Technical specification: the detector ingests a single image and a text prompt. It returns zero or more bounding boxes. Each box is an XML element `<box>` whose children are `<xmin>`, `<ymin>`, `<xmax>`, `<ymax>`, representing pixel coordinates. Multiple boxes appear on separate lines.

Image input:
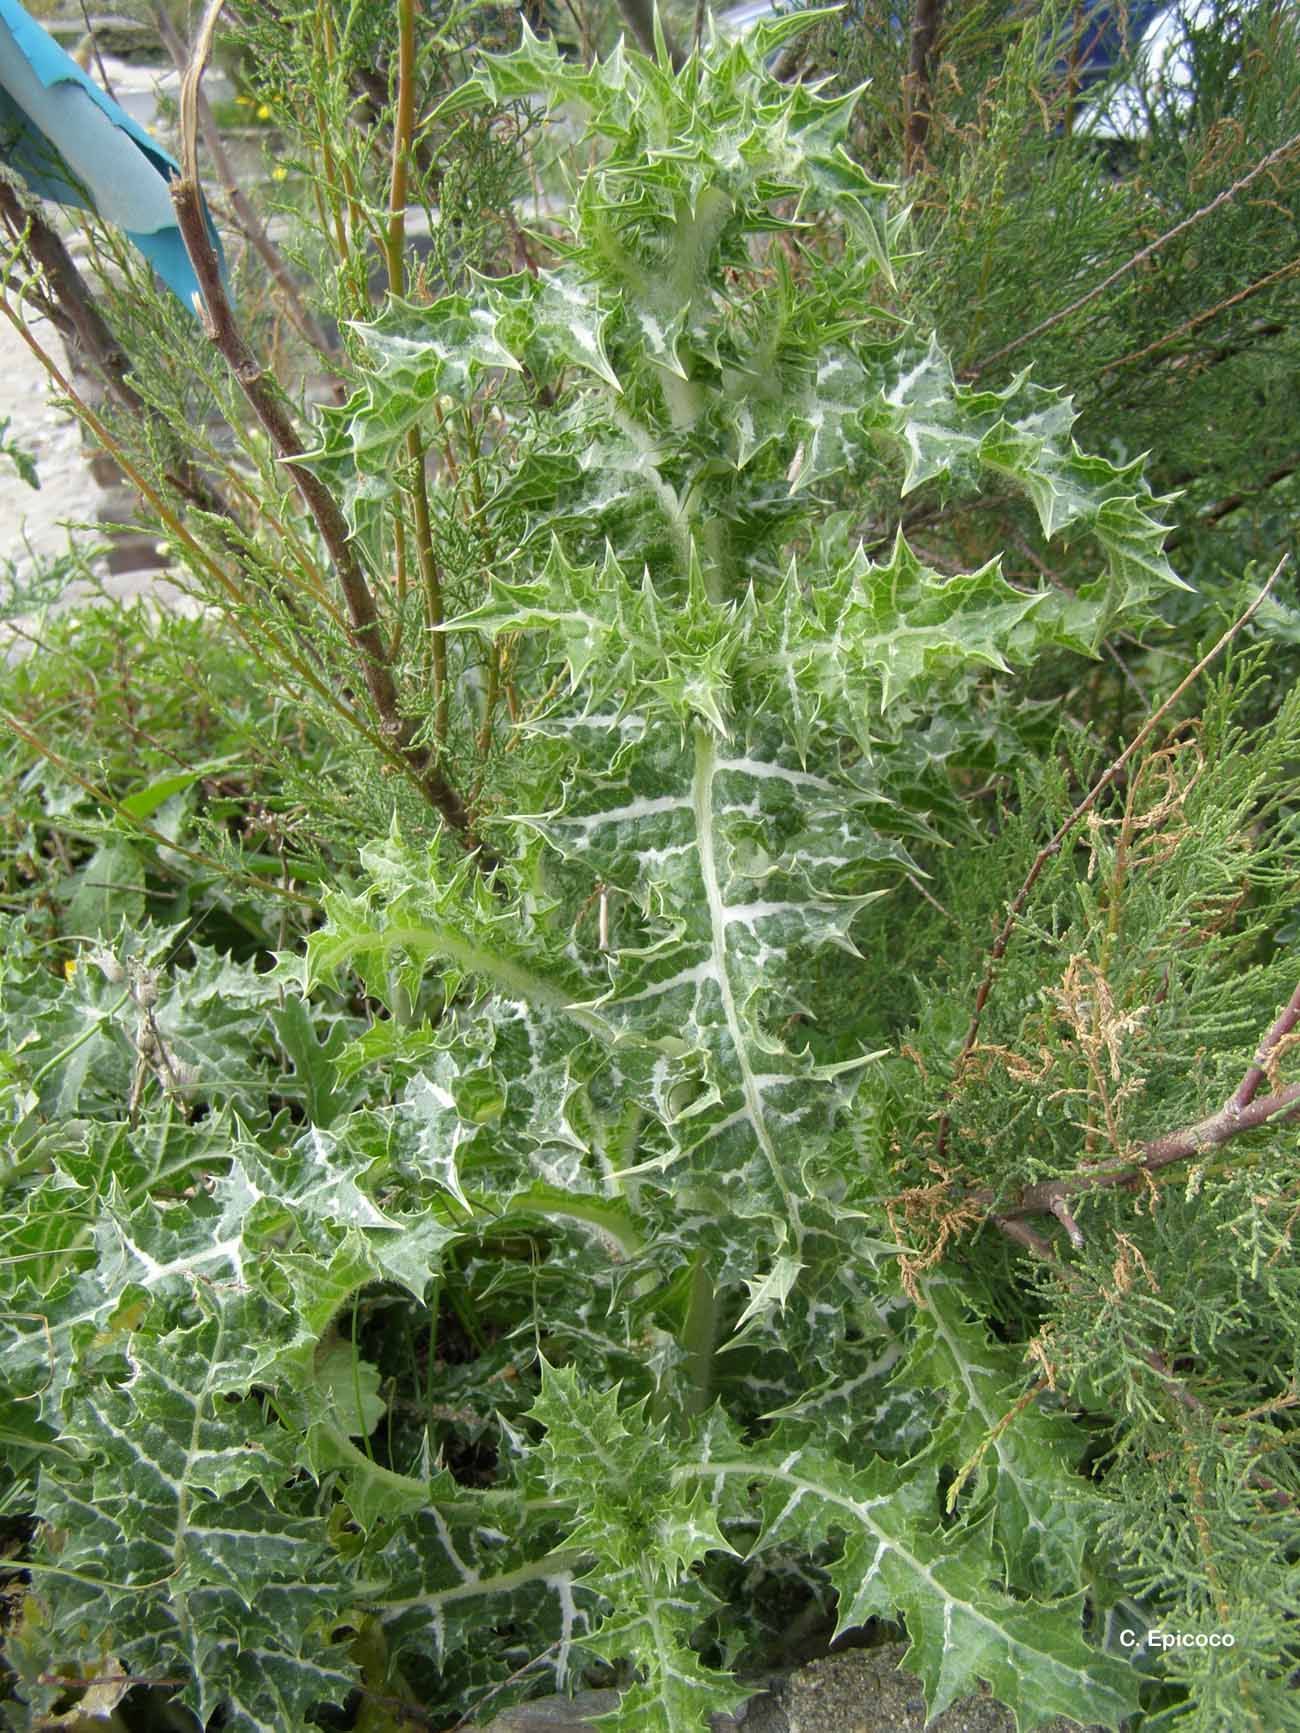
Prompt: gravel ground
<box><xmin>482</xmin><ymin>1648</ymin><xmax>1112</xmax><ymax>1733</ymax></box>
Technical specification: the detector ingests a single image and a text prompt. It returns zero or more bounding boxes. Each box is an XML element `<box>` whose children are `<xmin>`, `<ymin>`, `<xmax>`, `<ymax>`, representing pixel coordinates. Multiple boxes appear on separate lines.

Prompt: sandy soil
<box><xmin>0</xmin><ymin>308</ymin><xmax>193</xmax><ymax>645</ymax></box>
<box><xmin>0</xmin><ymin>310</ymin><xmax>107</xmax><ymax>586</ymax></box>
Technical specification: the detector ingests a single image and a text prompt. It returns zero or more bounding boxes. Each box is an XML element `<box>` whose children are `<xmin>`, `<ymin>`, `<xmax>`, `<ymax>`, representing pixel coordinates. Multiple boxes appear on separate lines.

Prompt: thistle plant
<box><xmin>301</xmin><ymin>15</ymin><xmax>1183</xmax><ymax>1723</ymax></box>
<box><xmin>3</xmin><ymin>16</ymin><xmax>1246</xmax><ymax>1733</ymax></box>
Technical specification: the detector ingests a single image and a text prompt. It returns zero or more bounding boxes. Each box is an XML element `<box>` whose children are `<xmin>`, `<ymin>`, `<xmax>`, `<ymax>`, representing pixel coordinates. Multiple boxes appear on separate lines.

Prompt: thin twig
<box><xmin>906</xmin><ymin>871</ymin><xmax>957</xmax><ymax>926</ymax></box>
<box><xmin>450</xmin><ymin>1636</ymin><xmax>574</xmax><ymax>1732</ymax></box>
<box><xmin>1007</xmin><ymin>527</ymin><xmax>1149</xmax><ymax>705</ymax></box>
<box><xmin>1232</xmin><ymin>980</ymin><xmax>1300</xmax><ymax>1110</ymax></box>
<box><xmin>0</xmin><ymin>313</ymin><xmax>401</xmax><ymax>771</ymax></box>
<box><xmin>0</xmin><ymin>252</ymin><xmax>343</xmax><ymax>672</ymax></box>
<box><xmin>76</xmin><ymin>0</ymin><xmax>115</xmax><ymax>97</ymax></box>
<box><xmin>0</xmin><ymin>293</ymin><xmax>235</xmax><ymax>598</ymax></box>
<box><xmin>1</xmin><ymin>712</ymin><xmax>318</xmax><ymax>907</ymax></box>
<box><xmin>1144</xmin><ymin>1348</ymin><xmax>1203</xmax><ymax>1415</ymax></box>
<box><xmin>150</xmin><ymin>2</ymin><xmax>336</xmax><ymax>361</ymax></box>
<box><xmin>965</xmin><ymin>132</ymin><xmax>1300</xmax><ymax>378</ymax></box>
<box><xmin>937</xmin><ymin>555</ymin><xmax>1288</xmax><ymax>1161</ymax></box>
<box><xmin>1102</xmin><ymin>257</ymin><xmax>1300</xmax><ymax>375</ymax></box>
<box><xmin>410</xmin><ymin>458</ymin><xmax>449</xmax><ymax>741</ymax></box>
<box><xmin>174</xmin><ymin>178</ymin><xmax>469</xmax><ymax>827</ymax></box>
<box><xmin>0</xmin><ymin>246</ymin><xmax>441</xmax><ymax>795</ymax></box>
<box><xmin>38</xmin><ymin>1671</ymin><xmax>185</xmax><ymax>1691</ymax></box>
<box><xmin>1167</xmin><ymin>452</ymin><xmax>1300</xmax><ymax>549</ymax></box>
<box><xmin>383</xmin><ymin>0</ymin><xmax>415</xmax><ymax>660</ymax></box>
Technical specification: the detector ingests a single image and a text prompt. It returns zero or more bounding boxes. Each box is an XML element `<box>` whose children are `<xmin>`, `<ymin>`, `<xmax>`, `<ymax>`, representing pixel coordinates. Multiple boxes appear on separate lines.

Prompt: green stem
<box><xmin>407</xmin><ymin>429</ymin><xmax>449</xmax><ymax>744</ymax></box>
<box><xmin>669</xmin><ymin>187</ymin><xmax>732</xmax><ymax>324</ymax></box>
<box><xmin>28</xmin><ymin>991</ymin><xmax>132</xmax><ymax>1091</ymax></box>
<box><xmin>309</xmin><ymin>922</ymin><xmax>624</xmax><ymax>1044</ymax></box>
<box><xmin>321</xmin><ymin>1423</ymin><xmax>428</xmax><ymax>1499</ymax></box>
<box><xmin>510</xmin><ymin>1191</ymin><xmax>643</xmax><ymax>1259</ymax></box>
<box><xmin>313</xmin><ymin>5</ymin><xmax>351</xmax><ymax>266</ymax></box>
<box><xmin>680</xmin><ymin>1255</ymin><xmax>720</xmax><ymax>1416</ymax></box>
<box><xmin>386</xmin><ymin>0</ymin><xmax>448</xmax><ymax>742</ymax></box>
<box><xmin>375</xmin><ymin>1549</ymin><xmax>590</xmax><ymax>1618</ymax></box>
<box><xmin>385</xmin><ymin>0</ymin><xmax>417</xmax><ymax>297</ymax></box>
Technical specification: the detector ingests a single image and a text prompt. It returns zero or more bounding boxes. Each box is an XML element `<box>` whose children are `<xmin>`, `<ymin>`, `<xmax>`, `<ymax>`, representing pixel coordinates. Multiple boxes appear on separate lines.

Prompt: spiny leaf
<box><xmin>686</xmin><ymin>1415</ymin><xmax>1138</xmax><ymax>1731</ymax></box>
<box><xmin>528</xmin><ymin>1366</ymin><xmax>749</xmax><ymax>1733</ymax></box>
<box><xmin>19</xmin><ymin>1295</ymin><xmax>357</xmax><ymax>1733</ymax></box>
<box><xmin>909</xmin><ymin>1278</ymin><xmax>1100</xmax><ymax>1596</ymax></box>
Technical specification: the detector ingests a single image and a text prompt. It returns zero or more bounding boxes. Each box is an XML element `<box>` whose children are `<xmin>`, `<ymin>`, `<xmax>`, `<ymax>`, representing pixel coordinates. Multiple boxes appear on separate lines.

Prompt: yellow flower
<box><xmin>63</xmin><ymin>957</ymin><xmax>78</xmax><ymax>980</ymax></box>
<box><xmin>235</xmin><ymin>94</ymin><xmax>252</xmax><ymax>106</ymax></box>
<box><xmin>272</xmin><ymin>166</ymin><xmax>288</xmax><ymax>181</ymax></box>
<box><xmin>257</xmin><ymin>103</ymin><xmax>272</xmax><ymax>121</ymax></box>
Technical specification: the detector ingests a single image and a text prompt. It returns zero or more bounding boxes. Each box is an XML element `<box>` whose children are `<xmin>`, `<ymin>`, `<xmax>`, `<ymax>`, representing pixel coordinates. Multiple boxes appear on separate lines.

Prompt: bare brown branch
<box><xmin>172</xmin><ymin>178</ymin><xmax>471</xmax><ymax>834</ymax></box>
<box><xmin>992</xmin><ymin>1078</ymin><xmax>1300</xmax><ymax>1226</ymax></box>
<box><xmin>1233</xmin><ymin>980</ymin><xmax>1300</xmax><ymax>1110</ymax></box>
<box><xmin>904</xmin><ymin>0</ymin><xmax>945</xmax><ymax>176</ymax></box>
<box><xmin>150</xmin><ymin>2</ymin><xmax>336</xmax><ymax>363</ymax></box>
<box><xmin>989</xmin><ymin>1214</ymin><xmax>1061</xmax><ymax>1261</ymax></box>
<box><xmin>967</xmin><ymin>992</ymin><xmax>1300</xmax><ymax>1240</ymax></box>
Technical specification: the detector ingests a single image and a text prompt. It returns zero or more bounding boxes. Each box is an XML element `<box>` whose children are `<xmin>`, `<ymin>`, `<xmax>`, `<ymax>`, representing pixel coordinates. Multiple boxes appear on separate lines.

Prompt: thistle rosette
<box><xmin>295</xmin><ymin>16</ymin><xmax>1185</xmax><ymax>1728</ymax></box>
